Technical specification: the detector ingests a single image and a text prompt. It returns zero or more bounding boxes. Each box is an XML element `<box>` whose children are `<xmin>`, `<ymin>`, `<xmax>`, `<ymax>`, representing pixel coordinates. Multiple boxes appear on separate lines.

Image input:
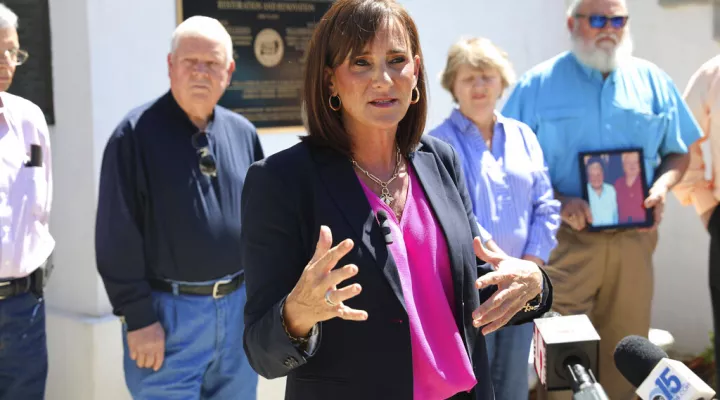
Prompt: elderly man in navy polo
<box><xmin>95</xmin><ymin>16</ymin><xmax>263</xmax><ymax>399</ymax></box>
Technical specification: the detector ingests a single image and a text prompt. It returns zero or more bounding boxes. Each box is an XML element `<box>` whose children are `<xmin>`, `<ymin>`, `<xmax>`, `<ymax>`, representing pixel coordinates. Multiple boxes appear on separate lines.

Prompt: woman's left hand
<box><xmin>471</xmin><ymin>238</ymin><xmax>543</xmax><ymax>335</ymax></box>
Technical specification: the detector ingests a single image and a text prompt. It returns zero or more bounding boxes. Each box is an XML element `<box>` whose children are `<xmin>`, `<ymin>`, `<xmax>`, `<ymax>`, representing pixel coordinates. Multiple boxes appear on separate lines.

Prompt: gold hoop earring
<box><xmin>329</xmin><ymin>94</ymin><xmax>342</xmax><ymax>111</ymax></box>
<box><xmin>410</xmin><ymin>87</ymin><xmax>420</xmax><ymax>104</ymax></box>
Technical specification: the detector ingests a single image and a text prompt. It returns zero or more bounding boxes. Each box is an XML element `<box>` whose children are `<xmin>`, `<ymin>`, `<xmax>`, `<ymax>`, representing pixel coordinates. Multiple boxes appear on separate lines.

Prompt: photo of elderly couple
<box><xmin>581</xmin><ymin>149</ymin><xmax>653</xmax><ymax>229</ymax></box>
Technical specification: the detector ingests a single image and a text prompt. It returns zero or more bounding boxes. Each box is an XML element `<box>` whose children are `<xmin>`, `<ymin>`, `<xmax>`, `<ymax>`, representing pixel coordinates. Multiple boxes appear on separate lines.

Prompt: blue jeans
<box><xmin>0</xmin><ymin>292</ymin><xmax>47</xmax><ymax>400</ymax></box>
<box><xmin>484</xmin><ymin>323</ymin><xmax>534</xmax><ymax>400</ymax></box>
<box><xmin>123</xmin><ymin>278</ymin><xmax>257</xmax><ymax>400</ymax></box>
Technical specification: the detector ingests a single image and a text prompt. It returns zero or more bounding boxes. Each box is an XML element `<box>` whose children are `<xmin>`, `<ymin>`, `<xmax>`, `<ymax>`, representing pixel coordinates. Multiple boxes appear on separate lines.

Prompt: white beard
<box><xmin>571</xmin><ymin>30</ymin><xmax>634</xmax><ymax>73</ymax></box>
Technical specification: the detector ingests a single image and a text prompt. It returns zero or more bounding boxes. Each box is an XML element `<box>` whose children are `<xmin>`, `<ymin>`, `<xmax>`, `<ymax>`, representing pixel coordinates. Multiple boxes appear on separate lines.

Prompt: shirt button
<box><xmin>284</xmin><ymin>357</ymin><xmax>298</xmax><ymax>368</ymax></box>
<box><xmin>605</xmin><ymin>124</ymin><xmax>611</xmax><ymax>130</ymax></box>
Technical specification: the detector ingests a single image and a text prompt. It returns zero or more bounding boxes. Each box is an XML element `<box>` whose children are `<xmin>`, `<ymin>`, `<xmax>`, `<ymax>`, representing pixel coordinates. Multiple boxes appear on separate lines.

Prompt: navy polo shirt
<box><xmin>95</xmin><ymin>91</ymin><xmax>264</xmax><ymax>330</ymax></box>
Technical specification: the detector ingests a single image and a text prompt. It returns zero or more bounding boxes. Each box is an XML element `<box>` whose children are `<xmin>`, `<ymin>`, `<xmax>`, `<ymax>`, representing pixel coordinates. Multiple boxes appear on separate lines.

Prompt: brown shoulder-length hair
<box><xmin>301</xmin><ymin>0</ymin><xmax>428</xmax><ymax>158</ymax></box>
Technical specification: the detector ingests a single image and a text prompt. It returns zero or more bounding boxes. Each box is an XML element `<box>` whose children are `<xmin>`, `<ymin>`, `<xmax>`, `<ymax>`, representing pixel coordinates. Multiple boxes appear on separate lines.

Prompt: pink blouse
<box><xmin>358</xmin><ymin>165</ymin><xmax>477</xmax><ymax>399</ymax></box>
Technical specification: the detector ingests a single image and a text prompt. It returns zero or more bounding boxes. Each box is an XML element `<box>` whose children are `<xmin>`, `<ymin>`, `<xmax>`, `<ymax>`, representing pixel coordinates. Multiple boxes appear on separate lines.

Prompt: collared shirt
<box><xmin>95</xmin><ymin>91</ymin><xmax>264</xmax><ymax>331</ymax></box>
<box><xmin>614</xmin><ymin>175</ymin><xmax>645</xmax><ymax>223</ymax></box>
<box><xmin>428</xmin><ymin>109</ymin><xmax>561</xmax><ymax>263</ymax></box>
<box><xmin>0</xmin><ymin>92</ymin><xmax>53</xmax><ymax>279</ymax></box>
<box><xmin>673</xmin><ymin>55</ymin><xmax>720</xmax><ymax>216</ymax></box>
<box><xmin>587</xmin><ymin>183</ymin><xmax>618</xmax><ymax>226</ymax></box>
<box><xmin>502</xmin><ymin>51</ymin><xmax>702</xmax><ymax>199</ymax></box>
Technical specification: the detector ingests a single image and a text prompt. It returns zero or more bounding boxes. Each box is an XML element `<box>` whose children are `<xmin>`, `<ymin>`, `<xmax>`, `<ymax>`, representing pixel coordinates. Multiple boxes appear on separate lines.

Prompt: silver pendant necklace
<box><xmin>352</xmin><ymin>147</ymin><xmax>402</xmax><ymax>207</ymax></box>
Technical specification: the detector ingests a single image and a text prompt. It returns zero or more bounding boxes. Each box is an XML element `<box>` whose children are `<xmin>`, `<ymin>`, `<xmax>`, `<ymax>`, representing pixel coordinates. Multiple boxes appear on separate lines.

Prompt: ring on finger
<box><xmin>324</xmin><ymin>290</ymin><xmax>337</xmax><ymax>307</ymax></box>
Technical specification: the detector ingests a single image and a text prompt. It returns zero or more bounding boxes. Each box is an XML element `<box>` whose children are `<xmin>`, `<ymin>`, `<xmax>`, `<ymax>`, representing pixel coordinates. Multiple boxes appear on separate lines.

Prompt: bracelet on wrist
<box><xmin>280</xmin><ymin>301</ymin><xmax>316</xmax><ymax>345</ymax></box>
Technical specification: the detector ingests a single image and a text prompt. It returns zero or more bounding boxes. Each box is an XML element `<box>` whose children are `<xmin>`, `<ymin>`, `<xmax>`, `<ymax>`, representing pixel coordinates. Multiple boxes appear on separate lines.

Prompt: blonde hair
<box><xmin>440</xmin><ymin>37</ymin><xmax>516</xmax><ymax>101</ymax></box>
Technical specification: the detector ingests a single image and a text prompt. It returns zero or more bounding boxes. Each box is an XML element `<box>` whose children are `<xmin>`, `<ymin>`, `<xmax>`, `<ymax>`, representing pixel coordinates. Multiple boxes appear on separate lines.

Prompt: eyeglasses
<box><xmin>0</xmin><ymin>48</ymin><xmax>29</xmax><ymax>66</ymax></box>
<box><xmin>574</xmin><ymin>14</ymin><xmax>629</xmax><ymax>29</ymax></box>
<box><xmin>191</xmin><ymin>131</ymin><xmax>217</xmax><ymax>178</ymax></box>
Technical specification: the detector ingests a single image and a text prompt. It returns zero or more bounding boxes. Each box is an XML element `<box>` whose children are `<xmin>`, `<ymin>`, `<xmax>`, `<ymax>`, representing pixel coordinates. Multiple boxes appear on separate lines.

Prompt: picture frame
<box><xmin>578</xmin><ymin>148</ymin><xmax>654</xmax><ymax>231</ymax></box>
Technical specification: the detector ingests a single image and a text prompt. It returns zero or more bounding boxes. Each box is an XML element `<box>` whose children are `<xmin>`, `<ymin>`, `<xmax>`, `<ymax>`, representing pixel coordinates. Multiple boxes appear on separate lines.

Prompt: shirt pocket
<box><xmin>535</xmin><ymin>107</ymin><xmax>586</xmax><ymax>160</ymax></box>
<box><xmin>614</xmin><ymin>108</ymin><xmax>667</xmax><ymax>158</ymax></box>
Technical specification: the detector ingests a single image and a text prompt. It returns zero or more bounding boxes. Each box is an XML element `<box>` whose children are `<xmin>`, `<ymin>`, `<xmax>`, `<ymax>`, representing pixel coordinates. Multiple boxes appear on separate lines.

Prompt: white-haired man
<box><xmin>0</xmin><ymin>3</ymin><xmax>53</xmax><ymax>399</ymax></box>
<box><xmin>503</xmin><ymin>0</ymin><xmax>701</xmax><ymax>398</ymax></box>
<box><xmin>95</xmin><ymin>16</ymin><xmax>263</xmax><ymax>399</ymax></box>
<box><xmin>673</xmin><ymin>54</ymin><xmax>720</xmax><ymax>389</ymax></box>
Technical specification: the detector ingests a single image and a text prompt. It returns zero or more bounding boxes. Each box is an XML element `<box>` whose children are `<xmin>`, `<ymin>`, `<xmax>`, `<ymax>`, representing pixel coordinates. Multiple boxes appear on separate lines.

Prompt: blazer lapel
<box><xmin>410</xmin><ymin>149</ymin><xmax>465</xmax><ymax>309</ymax></box>
<box><xmin>312</xmin><ymin>146</ymin><xmax>406</xmax><ymax>311</ymax></box>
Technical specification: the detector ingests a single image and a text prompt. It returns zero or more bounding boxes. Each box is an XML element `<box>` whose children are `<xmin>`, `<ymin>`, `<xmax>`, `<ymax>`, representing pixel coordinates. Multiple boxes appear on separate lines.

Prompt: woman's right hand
<box><xmin>282</xmin><ymin>225</ymin><xmax>368</xmax><ymax>338</ymax></box>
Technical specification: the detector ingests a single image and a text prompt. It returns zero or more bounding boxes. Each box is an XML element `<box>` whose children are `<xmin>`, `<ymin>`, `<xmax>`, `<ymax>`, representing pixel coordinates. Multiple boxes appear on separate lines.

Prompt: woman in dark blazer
<box><xmin>240</xmin><ymin>1</ymin><xmax>553</xmax><ymax>399</ymax></box>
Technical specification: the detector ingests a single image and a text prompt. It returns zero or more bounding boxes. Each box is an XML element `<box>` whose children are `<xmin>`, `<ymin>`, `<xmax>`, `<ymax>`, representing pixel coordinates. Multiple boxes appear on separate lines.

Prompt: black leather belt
<box><xmin>0</xmin><ymin>274</ymin><xmax>35</xmax><ymax>300</ymax></box>
<box><xmin>149</xmin><ymin>274</ymin><xmax>244</xmax><ymax>299</ymax></box>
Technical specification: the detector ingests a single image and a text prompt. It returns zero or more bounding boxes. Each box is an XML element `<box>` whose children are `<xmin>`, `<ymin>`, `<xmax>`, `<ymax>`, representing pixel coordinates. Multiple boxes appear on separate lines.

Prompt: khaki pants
<box><xmin>538</xmin><ymin>224</ymin><xmax>657</xmax><ymax>400</ymax></box>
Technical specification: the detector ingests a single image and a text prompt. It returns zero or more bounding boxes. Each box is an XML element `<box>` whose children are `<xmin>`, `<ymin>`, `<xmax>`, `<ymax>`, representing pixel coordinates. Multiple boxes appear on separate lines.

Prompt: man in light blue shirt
<box><xmin>502</xmin><ymin>0</ymin><xmax>701</xmax><ymax>399</ymax></box>
<box><xmin>586</xmin><ymin>159</ymin><xmax>619</xmax><ymax>226</ymax></box>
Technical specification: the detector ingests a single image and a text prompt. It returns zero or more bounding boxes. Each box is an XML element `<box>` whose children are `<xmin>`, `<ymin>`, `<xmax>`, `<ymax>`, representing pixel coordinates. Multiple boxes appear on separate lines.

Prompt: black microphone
<box><xmin>376</xmin><ymin>210</ymin><xmax>393</xmax><ymax>245</ymax></box>
<box><xmin>533</xmin><ymin>313</ymin><xmax>608</xmax><ymax>399</ymax></box>
<box><xmin>26</xmin><ymin>144</ymin><xmax>42</xmax><ymax>167</ymax></box>
<box><xmin>614</xmin><ymin>335</ymin><xmax>669</xmax><ymax>390</ymax></box>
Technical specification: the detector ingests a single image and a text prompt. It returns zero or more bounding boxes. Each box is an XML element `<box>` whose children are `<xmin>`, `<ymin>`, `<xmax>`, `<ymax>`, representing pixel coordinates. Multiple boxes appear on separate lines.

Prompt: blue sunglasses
<box><xmin>575</xmin><ymin>14</ymin><xmax>629</xmax><ymax>29</ymax></box>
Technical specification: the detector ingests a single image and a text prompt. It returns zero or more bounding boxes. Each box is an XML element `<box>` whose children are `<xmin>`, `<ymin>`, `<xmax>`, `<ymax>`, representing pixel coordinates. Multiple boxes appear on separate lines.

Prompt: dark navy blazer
<box><xmin>240</xmin><ymin>135</ymin><xmax>552</xmax><ymax>400</ymax></box>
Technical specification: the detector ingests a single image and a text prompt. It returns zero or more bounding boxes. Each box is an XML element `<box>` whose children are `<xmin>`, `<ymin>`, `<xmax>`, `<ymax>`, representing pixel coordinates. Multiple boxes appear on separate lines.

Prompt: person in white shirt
<box><xmin>0</xmin><ymin>4</ymin><xmax>53</xmax><ymax>399</ymax></box>
<box><xmin>673</xmin><ymin>54</ymin><xmax>720</xmax><ymax>390</ymax></box>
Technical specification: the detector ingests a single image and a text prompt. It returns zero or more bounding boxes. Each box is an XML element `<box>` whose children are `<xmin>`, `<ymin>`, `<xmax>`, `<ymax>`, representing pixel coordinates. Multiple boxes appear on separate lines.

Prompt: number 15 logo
<box><xmin>650</xmin><ymin>367</ymin><xmax>682</xmax><ymax>399</ymax></box>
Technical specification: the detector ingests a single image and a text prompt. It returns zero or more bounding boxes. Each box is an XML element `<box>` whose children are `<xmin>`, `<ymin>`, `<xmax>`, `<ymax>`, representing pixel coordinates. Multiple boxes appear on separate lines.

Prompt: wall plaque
<box><xmin>177</xmin><ymin>0</ymin><xmax>334</xmax><ymax>129</ymax></box>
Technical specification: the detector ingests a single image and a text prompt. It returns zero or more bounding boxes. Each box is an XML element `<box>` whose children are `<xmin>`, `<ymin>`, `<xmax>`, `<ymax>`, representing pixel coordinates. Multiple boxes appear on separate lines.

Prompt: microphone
<box><xmin>376</xmin><ymin>210</ymin><xmax>393</xmax><ymax>245</ymax></box>
<box><xmin>26</xmin><ymin>144</ymin><xmax>42</xmax><ymax>167</ymax></box>
<box><xmin>614</xmin><ymin>335</ymin><xmax>715</xmax><ymax>400</ymax></box>
<box><xmin>533</xmin><ymin>313</ymin><xmax>608</xmax><ymax>399</ymax></box>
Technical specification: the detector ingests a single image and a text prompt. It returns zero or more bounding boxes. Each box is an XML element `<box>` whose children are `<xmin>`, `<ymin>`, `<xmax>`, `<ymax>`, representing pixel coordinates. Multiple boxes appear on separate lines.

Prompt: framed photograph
<box><xmin>578</xmin><ymin>148</ymin><xmax>654</xmax><ymax>231</ymax></box>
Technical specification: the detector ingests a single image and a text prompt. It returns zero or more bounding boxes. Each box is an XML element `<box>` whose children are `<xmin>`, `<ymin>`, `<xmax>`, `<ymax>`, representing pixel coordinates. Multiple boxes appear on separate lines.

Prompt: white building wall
<box><xmin>40</xmin><ymin>0</ymin><xmax>717</xmax><ymax>398</ymax></box>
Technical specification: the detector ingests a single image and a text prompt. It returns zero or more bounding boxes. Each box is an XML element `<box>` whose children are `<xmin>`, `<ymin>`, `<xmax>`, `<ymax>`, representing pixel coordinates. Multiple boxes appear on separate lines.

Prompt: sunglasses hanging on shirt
<box><xmin>191</xmin><ymin>131</ymin><xmax>217</xmax><ymax>178</ymax></box>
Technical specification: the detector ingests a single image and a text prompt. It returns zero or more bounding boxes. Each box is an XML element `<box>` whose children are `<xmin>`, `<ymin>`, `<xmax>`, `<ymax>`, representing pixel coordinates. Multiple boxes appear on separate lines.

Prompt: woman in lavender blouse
<box><xmin>429</xmin><ymin>38</ymin><xmax>561</xmax><ymax>400</ymax></box>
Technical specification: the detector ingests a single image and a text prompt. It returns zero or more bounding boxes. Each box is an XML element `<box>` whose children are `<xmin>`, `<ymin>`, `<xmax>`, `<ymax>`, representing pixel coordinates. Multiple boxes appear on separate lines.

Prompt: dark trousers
<box><xmin>708</xmin><ymin>205</ymin><xmax>720</xmax><ymax>390</ymax></box>
<box><xmin>0</xmin><ymin>292</ymin><xmax>47</xmax><ymax>400</ymax></box>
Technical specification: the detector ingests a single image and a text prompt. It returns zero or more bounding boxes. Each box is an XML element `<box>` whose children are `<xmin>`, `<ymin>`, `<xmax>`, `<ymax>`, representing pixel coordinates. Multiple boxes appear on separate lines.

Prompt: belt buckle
<box><xmin>0</xmin><ymin>281</ymin><xmax>11</xmax><ymax>300</ymax></box>
<box><xmin>212</xmin><ymin>279</ymin><xmax>232</xmax><ymax>299</ymax></box>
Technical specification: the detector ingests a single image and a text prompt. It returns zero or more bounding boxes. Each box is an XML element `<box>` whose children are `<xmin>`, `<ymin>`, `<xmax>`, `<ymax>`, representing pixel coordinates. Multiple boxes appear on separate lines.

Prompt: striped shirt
<box><xmin>428</xmin><ymin>109</ymin><xmax>560</xmax><ymax>262</ymax></box>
